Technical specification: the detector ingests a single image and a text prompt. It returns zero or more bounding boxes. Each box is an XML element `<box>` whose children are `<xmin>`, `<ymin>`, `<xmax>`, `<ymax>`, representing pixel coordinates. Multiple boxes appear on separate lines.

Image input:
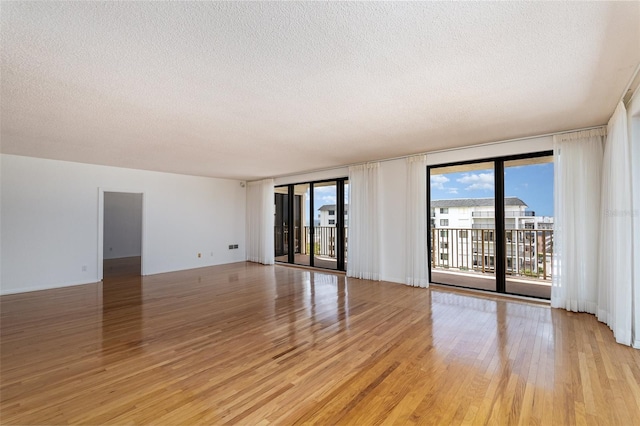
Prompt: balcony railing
<box><xmin>471</xmin><ymin>211</ymin><xmax>536</xmax><ymax>218</ymax></box>
<box><xmin>471</xmin><ymin>224</ymin><xmax>494</xmax><ymax>229</ymax></box>
<box><xmin>431</xmin><ymin>227</ymin><xmax>553</xmax><ymax>280</ymax></box>
<box><xmin>274</xmin><ymin>226</ymin><xmax>347</xmax><ymax>259</ymax></box>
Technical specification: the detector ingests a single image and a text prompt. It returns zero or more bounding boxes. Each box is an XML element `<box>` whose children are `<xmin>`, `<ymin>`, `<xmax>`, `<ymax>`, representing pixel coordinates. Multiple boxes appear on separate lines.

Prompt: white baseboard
<box><xmin>0</xmin><ymin>279</ymin><xmax>99</xmax><ymax>296</ymax></box>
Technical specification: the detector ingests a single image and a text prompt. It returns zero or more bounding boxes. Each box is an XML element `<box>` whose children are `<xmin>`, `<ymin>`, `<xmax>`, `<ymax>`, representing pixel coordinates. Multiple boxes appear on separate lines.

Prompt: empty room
<box><xmin>1</xmin><ymin>2</ymin><xmax>639</xmax><ymax>425</ymax></box>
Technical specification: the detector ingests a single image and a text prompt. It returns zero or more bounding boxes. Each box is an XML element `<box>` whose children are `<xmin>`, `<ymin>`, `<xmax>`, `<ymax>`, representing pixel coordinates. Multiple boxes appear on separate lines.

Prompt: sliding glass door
<box><xmin>344</xmin><ymin>180</ymin><xmax>349</xmax><ymax>271</ymax></box>
<box><xmin>294</xmin><ymin>183</ymin><xmax>311</xmax><ymax>267</ymax></box>
<box><xmin>275</xmin><ymin>178</ymin><xmax>348</xmax><ymax>271</ymax></box>
<box><xmin>314</xmin><ymin>181</ymin><xmax>340</xmax><ymax>270</ymax></box>
<box><xmin>429</xmin><ymin>161</ymin><xmax>497</xmax><ymax>292</ymax></box>
<box><xmin>274</xmin><ymin>187</ymin><xmax>289</xmax><ymax>260</ymax></box>
<box><xmin>428</xmin><ymin>151</ymin><xmax>553</xmax><ymax>299</ymax></box>
<box><xmin>503</xmin><ymin>155</ymin><xmax>554</xmax><ymax>298</ymax></box>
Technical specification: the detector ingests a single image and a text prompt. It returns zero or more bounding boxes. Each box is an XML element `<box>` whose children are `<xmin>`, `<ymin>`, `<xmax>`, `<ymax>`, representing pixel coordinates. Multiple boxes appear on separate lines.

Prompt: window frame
<box><xmin>427</xmin><ymin>150</ymin><xmax>553</xmax><ymax>299</ymax></box>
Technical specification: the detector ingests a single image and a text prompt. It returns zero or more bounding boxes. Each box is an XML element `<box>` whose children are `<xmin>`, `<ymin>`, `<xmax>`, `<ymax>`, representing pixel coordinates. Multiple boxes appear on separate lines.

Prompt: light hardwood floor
<box><xmin>1</xmin><ymin>261</ymin><xmax>639</xmax><ymax>425</ymax></box>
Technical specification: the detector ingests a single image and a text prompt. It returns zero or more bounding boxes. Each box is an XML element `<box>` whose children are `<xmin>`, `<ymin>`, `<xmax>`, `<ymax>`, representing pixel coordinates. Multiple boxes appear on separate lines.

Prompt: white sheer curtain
<box><xmin>246</xmin><ymin>179</ymin><xmax>274</xmax><ymax>265</ymax></box>
<box><xmin>551</xmin><ymin>129</ymin><xmax>605</xmax><ymax>313</ymax></box>
<box><xmin>597</xmin><ymin>102</ymin><xmax>633</xmax><ymax>345</ymax></box>
<box><xmin>629</xmin><ymin>98</ymin><xmax>640</xmax><ymax>348</ymax></box>
<box><xmin>405</xmin><ymin>155</ymin><xmax>428</xmax><ymax>287</ymax></box>
<box><xmin>347</xmin><ymin>162</ymin><xmax>380</xmax><ymax>280</ymax></box>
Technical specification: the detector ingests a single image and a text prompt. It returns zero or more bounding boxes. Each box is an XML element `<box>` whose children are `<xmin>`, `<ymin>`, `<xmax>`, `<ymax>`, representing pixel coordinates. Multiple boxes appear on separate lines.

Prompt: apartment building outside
<box><xmin>318</xmin><ymin>204</ymin><xmax>349</xmax><ymax>227</ymax></box>
<box><xmin>431</xmin><ymin>197</ymin><xmax>554</xmax><ymax>280</ymax></box>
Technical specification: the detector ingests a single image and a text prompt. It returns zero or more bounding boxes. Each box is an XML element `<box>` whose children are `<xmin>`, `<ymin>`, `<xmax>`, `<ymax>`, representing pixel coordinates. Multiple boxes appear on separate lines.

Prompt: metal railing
<box><xmin>275</xmin><ymin>226</ymin><xmax>348</xmax><ymax>259</ymax></box>
<box><xmin>471</xmin><ymin>224</ymin><xmax>494</xmax><ymax>229</ymax></box>
<box><xmin>431</xmin><ymin>228</ymin><xmax>553</xmax><ymax>280</ymax></box>
<box><xmin>471</xmin><ymin>211</ymin><xmax>536</xmax><ymax>218</ymax></box>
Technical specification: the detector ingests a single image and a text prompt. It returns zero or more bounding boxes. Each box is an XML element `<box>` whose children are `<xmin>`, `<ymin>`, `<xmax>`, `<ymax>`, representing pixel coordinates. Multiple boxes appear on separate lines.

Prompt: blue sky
<box><xmin>430</xmin><ymin>163</ymin><xmax>554</xmax><ymax>216</ymax></box>
<box><xmin>304</xmin><ymin>184</ymin><xmax>349</xmax><ymax>224</ymax></box>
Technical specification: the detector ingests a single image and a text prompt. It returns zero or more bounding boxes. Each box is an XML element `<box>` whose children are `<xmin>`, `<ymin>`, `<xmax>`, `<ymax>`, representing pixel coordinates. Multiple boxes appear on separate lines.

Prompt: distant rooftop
<box><xmin>431</xmin><ymin>197</ymin><xmax>527</xmax><ymax>208</ymax></box>
<box><xmin>318</xmin><ymin>204</ymin><xmax>349</xmax><ymax>212</ymax></box>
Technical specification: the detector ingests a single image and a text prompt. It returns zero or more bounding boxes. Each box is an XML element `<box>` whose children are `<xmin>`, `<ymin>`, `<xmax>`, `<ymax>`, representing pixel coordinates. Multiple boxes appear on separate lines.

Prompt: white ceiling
<box><xmin>2</xmin><ymin>2</ymin><xmax>639</xmax><ymax>180</ymax></box>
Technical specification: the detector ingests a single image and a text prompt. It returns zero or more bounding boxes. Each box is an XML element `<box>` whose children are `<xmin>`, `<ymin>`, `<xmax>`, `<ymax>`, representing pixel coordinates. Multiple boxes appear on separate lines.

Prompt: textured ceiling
<box><xmin>2</xmin><ymin>2</ymin><xmax>639</xmax><ymax>180</ymax></box>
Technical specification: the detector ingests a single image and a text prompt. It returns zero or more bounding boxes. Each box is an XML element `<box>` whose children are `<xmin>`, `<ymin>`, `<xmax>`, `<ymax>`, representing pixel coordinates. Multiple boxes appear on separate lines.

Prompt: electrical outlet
<box><xmin>198</xmin><ymin>253</ymin><xmax>201</xmax><ymax>258</ymax></box>
<box><xmin>233</xmin><ymin>244</ymin><xmax>239</xmax><ymax>249</ymax></box>
<box><xmin>228</xmin><ymin>245</ymin><xmax>234</xmax><ymax>250</ymax></box>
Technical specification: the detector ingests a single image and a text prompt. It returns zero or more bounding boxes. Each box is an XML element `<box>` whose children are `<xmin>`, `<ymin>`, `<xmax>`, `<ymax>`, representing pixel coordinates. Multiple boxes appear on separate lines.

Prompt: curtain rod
<box><xmin>269</xmin><ymin>124</ymin><xmax>606</xmax><ymax>180</ymax></box>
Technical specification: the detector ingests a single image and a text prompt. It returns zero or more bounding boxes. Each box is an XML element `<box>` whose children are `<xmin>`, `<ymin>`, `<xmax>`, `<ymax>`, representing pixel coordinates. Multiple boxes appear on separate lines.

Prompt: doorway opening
<box><xmin>101</xmin><ymin>191</ymin><xmax>143</xmax><ymax>280</ymax></box>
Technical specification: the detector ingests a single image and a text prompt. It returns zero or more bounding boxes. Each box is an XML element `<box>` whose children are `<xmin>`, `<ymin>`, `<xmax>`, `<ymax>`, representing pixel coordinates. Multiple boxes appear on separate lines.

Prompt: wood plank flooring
<box><xmin>1</xmin><ymin>261</ymin><xmax>639</xmax><ymax>425</ymax></box>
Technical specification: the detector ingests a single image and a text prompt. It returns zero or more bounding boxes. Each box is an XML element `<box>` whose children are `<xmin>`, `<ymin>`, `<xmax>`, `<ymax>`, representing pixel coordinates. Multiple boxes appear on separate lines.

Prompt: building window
<box><xmin>440</xmin><ymin>230</ymin><xmax>448</xmax><ymax>237</ymax></box>
<box><xmin>441</xmin><ymin>242</ymin><xmax>448</xmax><ymax>249</ymax></box>
<box><xmin>525</xmin><ymin>222</ymin><xmax>534</xmax><ymax>229</ymax></box>
<box><xmin>440</xmin><ymin>253</ymin><xmax>448</xmax><ymax>261</ymax></box>
<box><xmin>328</xmin><ymin>219</ymin><xmax>335</xmax><ymax>225</ymax></box>
<box><xmin>459</xmin><ymin>230</ymin><xmax>468</xmax><ymax>238</ymax></box>
<box><xmin>440</xmin><ymin>208</ymin><xmax>449</xmax><ymax>214</ymax></box>
<box><xmin>484</xmin><ymin>231</ymin><xmax>494</xmax><ymax>241</ymax></box>
<box><xmin>328</xmin><ymin>210</ymin><xmax>335</xmax><ymax>216</ymax></box>
<box><xmin>440</xmin><ymin>219</ymin><xmax>449</xmax><ymax>226</ymax></box>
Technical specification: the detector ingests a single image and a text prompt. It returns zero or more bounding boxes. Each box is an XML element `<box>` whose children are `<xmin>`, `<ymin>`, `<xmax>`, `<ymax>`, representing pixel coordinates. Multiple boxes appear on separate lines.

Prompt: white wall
<box><xmin>274</xmin><ymin>167</ymin><xmax>348</xmax><ymax>186</ymax></box>
<box><xmin>1</xmin><ymin>154</ymin><xmax>246</xmax><ymax>295</ymax></box>
<box><xmin>379</xmin><ymin>158</ymin><xmax>408</xmax><ymax>283</ymax></box>
<box><xmin>426</xmin><ymin>136</ymin><xmax>553</xmax><ymax>165</ymax></box>
<box><xmin>103</xmin><ymin>192</ymin><xmax>142</xmax><ymax>260</ymax></box>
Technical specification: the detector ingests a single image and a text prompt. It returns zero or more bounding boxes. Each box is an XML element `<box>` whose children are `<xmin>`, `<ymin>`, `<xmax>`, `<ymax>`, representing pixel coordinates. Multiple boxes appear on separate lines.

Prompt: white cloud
<box><xmin>448</xmin><ymin>188</ymin><xmax>459</xmax><ymax>194</ymax></box>
<box><xmin>314</xmin><ymin>186</ymin><xmax>336</xmax><ymax>194</ymax></box>
<box><xmin>430</xmin><ymin>175</ymin><xmax>450</xmax><ymax>190</ymax></box>
<box><xmin>313</xmin><ymin>186</ymin><xmax>337</xmax><ymax>206</ymax></box>
<box><xmin>457</xmin><ymin>172</ymin><xmax>494</xmax><ymax>191</ymax></box>
<box><xmin>466</xmin><ymin>183</ymin><xmax>493</xmax><ymax>190</ymax></box>
<box><xmin>318</xmin><ymin>195</ymin><xmax>336</xmax><ymax>206</ymax></box>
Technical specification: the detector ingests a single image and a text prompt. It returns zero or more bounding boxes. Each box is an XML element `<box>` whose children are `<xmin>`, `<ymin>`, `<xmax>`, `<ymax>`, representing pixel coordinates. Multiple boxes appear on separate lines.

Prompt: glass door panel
<box><xmin>429</xmin><ymin>162</ymin><xmax>496</xmax><ymax>291</ymax></box>
<box><xmin>313</xmin><ymin>181</ymin><xmax>338</xmax><ymax>270</ymax></box>
<box><xmin>293</xmin><ymin>183</ymin><xmax>311</xmax><ymax>267</ymax></box>
<box><xmin>504</xmin><ymin>156</ymin><xmax>554</xmax><ymax>299</ymax></box>
<box><xmin>344</xmin><ymin>180</ymin><xmax>349</xmax><ymax>270</ymax></box>
<box><xmin>274</xmin><ymin>186</ymin><xmax>289</xmax><ymax>262</ymax></box>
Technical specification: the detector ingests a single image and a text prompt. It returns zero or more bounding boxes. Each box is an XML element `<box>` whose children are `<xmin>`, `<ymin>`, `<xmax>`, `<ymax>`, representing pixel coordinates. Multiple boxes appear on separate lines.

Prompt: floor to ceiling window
<box><xmin>429</xmin><ymin>161</ymin><xmax>497</xmax><ymax>292</ymax></box>
<box><xmin>428</xmin><ymin>151</ymin><xmax>553</xmax><ymax>299</ymax></box>
<box><xmin>503</xmin><ymin>155</ymin><xmax>554</xmax><ymax>298</ymax></box>
<box><xmin>274</xmin><ymin>178</ymin><xmax>348</xmax><ymax>271</ymax></box>
<box><xmin>274</xmin><ymin>186</ymin><xmax>290</xmax><ymax>259</ymax></box>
